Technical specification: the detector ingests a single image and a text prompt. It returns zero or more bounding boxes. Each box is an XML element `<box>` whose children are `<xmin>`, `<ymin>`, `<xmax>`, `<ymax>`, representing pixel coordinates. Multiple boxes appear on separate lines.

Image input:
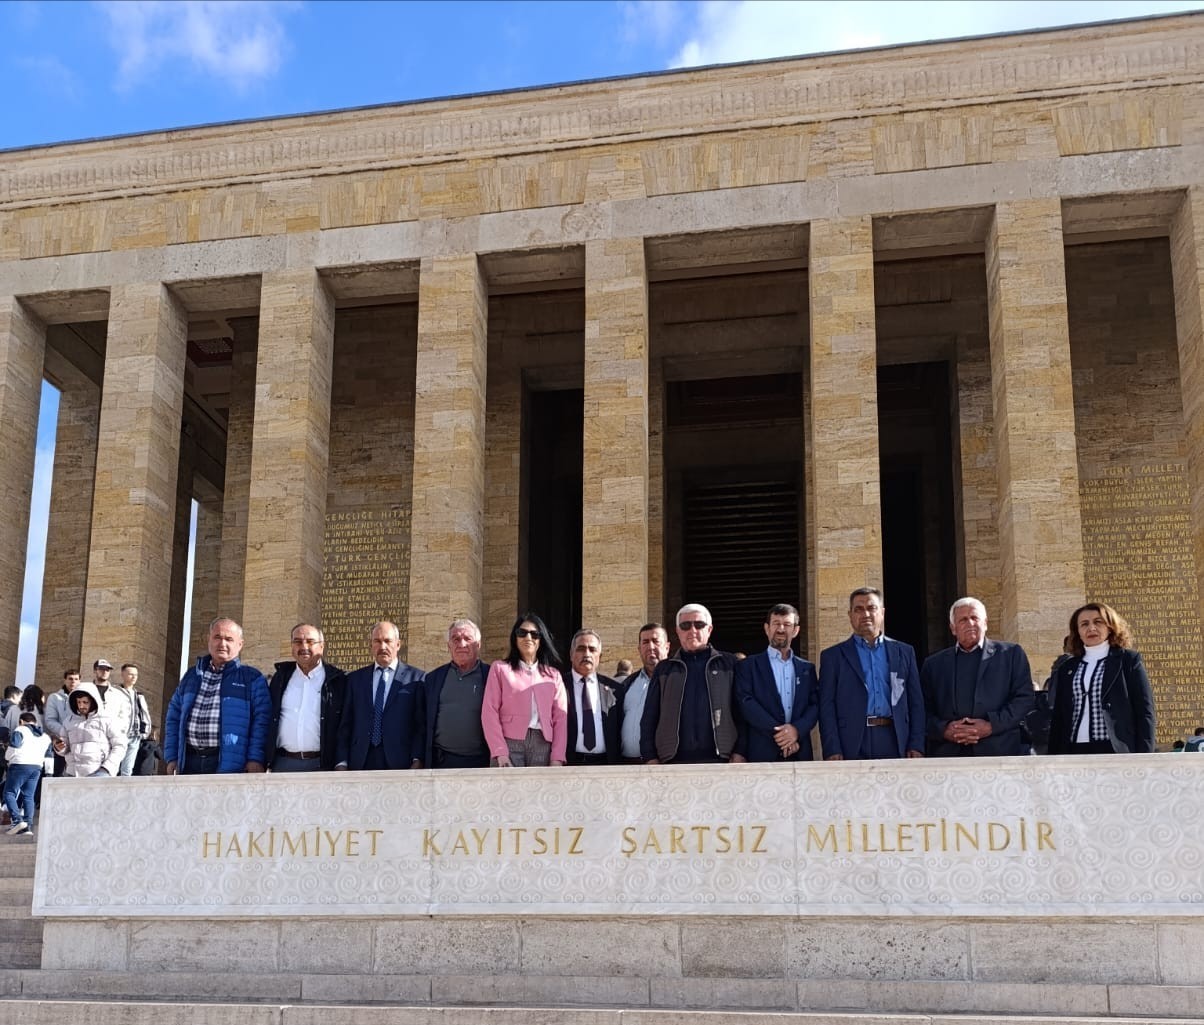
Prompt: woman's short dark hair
<box><xmin>20</xmin><ymin>684</ymin><xmax>45</xmax><ymax>713</ymax></box>
<box><xmin>1068</xmin><ymin>602</ymin><xmax>1133</xmax><ymax>657</ymax></box>
<box><xmin>505</xmin><ymin>612</ymin><xmax>562</xmax><ymax>671</ymax></box>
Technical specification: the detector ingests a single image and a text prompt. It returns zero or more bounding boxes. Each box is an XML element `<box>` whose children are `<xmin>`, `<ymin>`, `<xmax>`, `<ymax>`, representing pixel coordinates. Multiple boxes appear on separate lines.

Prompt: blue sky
<box><xmin>9</xmin><ymin>0</ymin><xmax>1200</xmax><ymax>683</ymax></box>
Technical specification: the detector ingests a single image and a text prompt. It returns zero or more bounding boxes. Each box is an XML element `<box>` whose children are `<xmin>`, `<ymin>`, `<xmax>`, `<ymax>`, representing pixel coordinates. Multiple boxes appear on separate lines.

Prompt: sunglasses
<box><xmin>678</xmin><ymin>620</ymin><xmax>709</xmax><ymax>631</ymax></box>
<box><xmin>515</xmin><ymin>628</ymin><xmax>541</xmax><ymax>639</ymax></box>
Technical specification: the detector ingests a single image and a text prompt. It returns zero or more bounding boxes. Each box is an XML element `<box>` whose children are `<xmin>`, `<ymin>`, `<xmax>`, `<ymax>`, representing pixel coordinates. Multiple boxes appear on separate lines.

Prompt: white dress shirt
<box><xmin>278</xmin><ymin>662</ymin><xmax>326</xmax><ymax>753</ymax></box>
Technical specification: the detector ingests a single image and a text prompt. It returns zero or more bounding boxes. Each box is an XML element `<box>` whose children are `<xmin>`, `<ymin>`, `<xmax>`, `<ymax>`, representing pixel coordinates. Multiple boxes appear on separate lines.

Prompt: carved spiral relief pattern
<box><xmin>31</xmin><ymin>758</ymin><xmax>1204</xmax><ymax>918</ymax></box>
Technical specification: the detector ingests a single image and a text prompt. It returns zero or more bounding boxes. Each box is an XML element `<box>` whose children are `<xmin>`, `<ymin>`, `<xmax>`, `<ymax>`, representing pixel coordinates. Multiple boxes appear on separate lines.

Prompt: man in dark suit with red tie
<box><xmin>336</xmin><ymin>620</ymin><xmax>425</xmax><ymax>771</ymax></box>
<box><xmin>735</xmin><ymin>604</ymin><xmax>819</xmax><ymax>761</ymax></box>
<box><xmin>563</xmin><ymin>629</ymin><xmax>624</xmax><ymax>765</ymax></box>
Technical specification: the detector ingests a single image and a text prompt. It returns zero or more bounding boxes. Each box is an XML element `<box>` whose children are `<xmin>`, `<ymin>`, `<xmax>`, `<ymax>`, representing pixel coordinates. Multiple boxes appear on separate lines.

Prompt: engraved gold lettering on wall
<box><xmin>619</xmin><ymin>823</ymin><xmax>771</xmax><ymax>857</ymax></box>
<box><xmin>200</xmin><ymin>827</ymin><xmax>385</xmax><ymax>858</ymax></box>
<box><xmin>322</xmin><ymin>507</ymin><xmax>411</xmax><ymax>665</ymax></box>
<box><xmin>802</xmin><ymin>818</ymin><xmax>1054</xmax><ymax>854</ymax></box>
<box><xmin>1079</xmin><ymin>462</ymin><xmax>1204</xmax><ymax>743</ymax></box>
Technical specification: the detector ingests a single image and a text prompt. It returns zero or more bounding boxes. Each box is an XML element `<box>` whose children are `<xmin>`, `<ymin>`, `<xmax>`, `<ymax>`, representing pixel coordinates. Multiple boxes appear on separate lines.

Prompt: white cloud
<box><xmin>660</xmin><ymin>0</ymin><xmax>1202</xmax><ymax>68</ymax></box>
<box><xmin>97</xmin><ymin>0</ymin><xmax>295</xmax><ymax>91</ymax></box>
<box><xmin>621</xmin><ymin>0</ymin><xmax>688</xmax><ymax>46</ymax></box>
<box><xmin>16</xmin><ymin>55</ymin><xmax>83</xmax><ymax>101</ymax></box>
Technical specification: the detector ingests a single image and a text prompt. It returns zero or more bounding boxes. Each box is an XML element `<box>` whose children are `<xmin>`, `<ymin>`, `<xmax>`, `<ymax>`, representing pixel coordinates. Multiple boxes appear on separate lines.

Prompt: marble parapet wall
<box><xmin>33</xmin><ymin>756</ymin><xmax>1204</xmax><ymax>919</ymax></box>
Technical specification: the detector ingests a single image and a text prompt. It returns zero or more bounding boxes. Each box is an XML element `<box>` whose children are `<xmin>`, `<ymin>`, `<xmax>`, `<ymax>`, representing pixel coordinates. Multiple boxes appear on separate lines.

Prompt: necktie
<box><xmin>582</xmin><ymin>677</ymin><xmax>596</xmax><ymax>751</ymax></box>
<box><xmin>371</xmin><ymin>667</ymin><xmax>388</xmax><ymax>747</ymax></box>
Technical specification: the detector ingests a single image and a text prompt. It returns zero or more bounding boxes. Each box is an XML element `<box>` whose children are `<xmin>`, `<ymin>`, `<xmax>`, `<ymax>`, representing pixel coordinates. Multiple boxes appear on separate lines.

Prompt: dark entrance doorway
<box><xmin>877</xmin><ymin>362</ymin><xmax>958</xmax><ymax>661</ymax></box>
<box><xmin>664</xmin><ymin>373</ymin><xmax>805</xmax><ymax>656</ymax></box>
<box><xmin>521</xmin><ymin>387</ymin><xmax>583</xmax><ymax>656</ymax></box>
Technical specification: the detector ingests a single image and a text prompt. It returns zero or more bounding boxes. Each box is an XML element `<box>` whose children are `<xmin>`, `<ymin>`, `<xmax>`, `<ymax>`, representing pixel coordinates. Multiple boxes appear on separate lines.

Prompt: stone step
<box><xmin>2</xmin><ymin>971</ymin><xmax>1203</xmax><ymax>1019</ymax></box>
<box><xmin>0</xmin><ymin>1003</ymin><xmax>1203</xmax><ymax>1025</ymax></box>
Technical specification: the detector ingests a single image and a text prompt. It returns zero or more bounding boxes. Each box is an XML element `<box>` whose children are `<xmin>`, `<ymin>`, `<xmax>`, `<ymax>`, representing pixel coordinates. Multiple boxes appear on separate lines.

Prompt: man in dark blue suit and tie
<box><xmin>336</xmin><ymin>620</ymin><xmax>425</xmax><ymax>771</ymax></box>
<box><xmin>735</xmin><ymin>604</ymin><xmax>819</xmax><ymax>761</ymax></box>
<box><xmin>818</xmin><ymin>587</ymin><xmax>925</xmax><ymax>760</ymax></box>
<box><xmin>920</xmin><ymin>597</ymin><xmax>1035</xmax><ymax>757</ymax></box>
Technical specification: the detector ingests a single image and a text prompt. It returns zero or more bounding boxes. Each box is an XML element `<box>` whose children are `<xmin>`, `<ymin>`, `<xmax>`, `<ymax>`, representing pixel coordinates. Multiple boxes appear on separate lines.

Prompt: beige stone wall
<box><xmin>216</xmin><ymin>318</ymin><xmax>257</xmax><ymax>625</ymax></box>
<box><xmin>240</xmin><ymin>271</ymin><xmax>335</xmax><ymax>672</ymax></box>
<box><xmin>985</xmin><ymin>200</ymin><xmax>1085</xmax><ymax>662</ymax></box>
<box><xmin>321</xmin><ymin>304</ymin><xmax>417</xmax><ymax>671</ymax></box>
<box><xmin>1069</xmin><ymin>236</ymin><xmax>1204</xmax><ymax>742</ymax></box>
<box><xmin>35</xmin><ymin>352</ymin><xmax>99</xmax><ymax>684</ymax></box>
<box><xmin>807</xmin><ymin>217</ymin><xmax>883</xmax><ymax>649</ymax></box>
<box><xmin>581</xmin><ymin>237</ymin><xmax>649</xmax><ymax>649</ymax></box>
<box><xmin>78</xmin><ymin>283</ymin><xmax>187</xmax><ymax>693</ymax></box>
<box><xmin>405</xmin><ymin>255</ymin><xmax>489</xmax><ymax>671</ymax></box>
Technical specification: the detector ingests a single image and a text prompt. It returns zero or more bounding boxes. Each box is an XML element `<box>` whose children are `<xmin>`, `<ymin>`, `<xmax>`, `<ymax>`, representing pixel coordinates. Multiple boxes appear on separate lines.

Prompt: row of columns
<box><xmin>1</xmin><ymin>194</ymin><xmax>1202</xmax><ymax>704</ymax></box>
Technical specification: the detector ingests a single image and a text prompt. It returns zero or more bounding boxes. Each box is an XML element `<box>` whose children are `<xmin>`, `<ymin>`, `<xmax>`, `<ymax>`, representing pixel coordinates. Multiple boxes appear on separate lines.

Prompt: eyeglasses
<box><xmin>678</xmin><ymin>620</ymin><xmax>709</xmax><ymax>631</ymax></box>
<box><xmin>515</xmin><ymin>628</ymin><xmax>540</xmax><ymax>639</ymax></box>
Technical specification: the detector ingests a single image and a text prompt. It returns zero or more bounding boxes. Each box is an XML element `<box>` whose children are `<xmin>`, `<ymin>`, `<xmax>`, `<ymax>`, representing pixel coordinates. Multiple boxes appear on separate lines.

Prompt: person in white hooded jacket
<box><xmin>54</xmin><ymin>682</ymin><xmax>127</xmax><ymax>778</ymax></box>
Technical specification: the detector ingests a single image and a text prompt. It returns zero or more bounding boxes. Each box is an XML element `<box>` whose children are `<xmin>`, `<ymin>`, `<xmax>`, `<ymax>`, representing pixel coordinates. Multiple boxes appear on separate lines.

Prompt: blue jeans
<box><xmin>4</xmin><ymin>764</ymin><xmax>41</xmax><ymax>826</ymax></box>
<box><xmin>118</xmin><ymin>737</ymin><xmax>141</xmax><ymax>776</ymax></box>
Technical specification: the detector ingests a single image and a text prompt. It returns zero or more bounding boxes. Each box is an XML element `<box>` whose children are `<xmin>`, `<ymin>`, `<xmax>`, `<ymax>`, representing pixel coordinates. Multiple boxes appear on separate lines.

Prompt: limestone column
<box><xmin>953</xmin><ymin>329</ymin><xmax>1002</xmax><ymax>615</ymax></box>
<box><xmin>188</xmin><ymin>486</ymin><xmax>224</xmax><ymax>664</ymax></box>
<box><xmin>807</xmin><ymin>217</ymin><xmax>883</xmax><ymax>649</ymax></box>
<box><xmin>1170</xmin><ymin>187</ymin><xmax>1204</xmax><ymax>643</ymax></box>
<box><xmin>647</xmin><ymin>354</ymin><xmax>665</xmax><ymax>623</ymax></box>
<box><xmin>985</xmin><ymin>199</ymin><xmax>1085</xmax><ymax>659</ymax></box>
<box><xmin>35</xmin><ymin>356</ymin><xmax>100</xmax><ymax>683</ymax></box>
<box><xmin>217</xmin><ymin>317</ymin><xmax>257</xmax><ymax>622</ymax></box>
<box><xmin>581</xmin><ymin>237</ymin><xmax>649</xmax><ymax>650</ymax></box>
<box><xmin>79</xmin><ymin>282</ymin><xmax>187</xmax><ymax>692</ymax></box>
<box><xmin>406</xmin><ymin>254</ymin><xmax>488</xmax><ymax>669</ymax></box>
<box><xmin>241</xmin><ymin>271</ymin><xmax>334</xmax><ymax>670</ymax></box>
<box><xmin>482</xmin><ymin>352</ymin><xmax>521</xmax><ymax>657</ymax></box>
<box><xmin>0</xmin><ymin>298</ymin><xmax>46</xmax><ymax>685</ymax></box>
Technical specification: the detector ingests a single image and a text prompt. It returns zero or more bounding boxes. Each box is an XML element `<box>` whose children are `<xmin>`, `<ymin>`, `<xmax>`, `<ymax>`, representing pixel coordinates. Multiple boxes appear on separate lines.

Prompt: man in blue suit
<box><xmin>818</xmin><ymin>587</ymin><xmax>925</xmax><ymax>760</ymax></box>
<box><xmin>336</xmin><ymin>620</ymin><xmax>425</xmax><ymax>771</ymax></box>
<box><xmin>735</xmin><ymin>604</ymin><xmax>819</xmax><ymax>761</ymax></box>
<box><xmin>920</xmin><ymin>597</ymin><xmax>1035</xmax><ymax>757</ymax></box>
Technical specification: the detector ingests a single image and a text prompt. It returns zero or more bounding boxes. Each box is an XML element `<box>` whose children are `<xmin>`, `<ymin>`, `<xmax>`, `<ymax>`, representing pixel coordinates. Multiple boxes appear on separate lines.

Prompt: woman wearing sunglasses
<box><xmin>481</xmin><ymin>613</ymin><xmax>568</xmax><ymax>767</ymax></box>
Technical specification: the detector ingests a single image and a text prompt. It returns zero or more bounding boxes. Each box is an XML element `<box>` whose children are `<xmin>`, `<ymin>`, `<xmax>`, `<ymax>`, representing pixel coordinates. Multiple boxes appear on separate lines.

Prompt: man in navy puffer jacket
<box><xmin>164</xmin><ymin>617</ymin><xmax>271</xmax><ymax>775</ymax></box>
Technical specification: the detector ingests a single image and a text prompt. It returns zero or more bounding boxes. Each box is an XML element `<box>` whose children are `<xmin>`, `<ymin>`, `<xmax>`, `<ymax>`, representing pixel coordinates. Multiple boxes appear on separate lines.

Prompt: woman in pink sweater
<box><xmin>482</xmin><ymin>613</ymin><xmax>568</xmax><ymax>766</ymax></box>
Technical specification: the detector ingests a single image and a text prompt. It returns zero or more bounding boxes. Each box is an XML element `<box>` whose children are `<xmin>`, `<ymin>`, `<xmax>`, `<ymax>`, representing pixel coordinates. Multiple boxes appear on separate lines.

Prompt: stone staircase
<box><xmin>0</xmin><ymin>834</ymin><xmax>40</xmax><ymax>970</ymax></box>
<box><xmin>1</xmin><ymin>831</ymin><xmax>1202</xmax><ymax>1024</ymax></box>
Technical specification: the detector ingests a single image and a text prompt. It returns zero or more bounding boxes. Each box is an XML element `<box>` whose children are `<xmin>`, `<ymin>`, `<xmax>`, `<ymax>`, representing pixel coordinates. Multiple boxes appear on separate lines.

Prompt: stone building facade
<box><xmin>1</xmin><ymin>14</ymin><xmax>1202</xmax><ymax>743</ymax></box>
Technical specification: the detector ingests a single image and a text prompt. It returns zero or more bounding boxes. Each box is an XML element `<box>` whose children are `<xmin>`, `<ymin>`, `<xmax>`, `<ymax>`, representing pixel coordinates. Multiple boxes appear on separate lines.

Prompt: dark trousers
<box><xmin>363</xmin><ymin>744</ymin><xmax>389</xmax><ymax>770</ymax></box>
<box><xmin>181</xmin><ymin>749</ymin><xmax>220</xmax><ymax>774</ymax></box>
<box><xmin>433</xmin><ymin>748</ymin><xmax>489</xmax><ymax>769</ymax></box>
<box><xmin>1063</xmin><ymin>740</ymin><xmax>1114</xmax><ymax>755</ymax></box>
<box><xmin>273</xmin><ymin>754</ymin><xmax>322</xmax><ymax>772</ymax></box>
<box><xmin>858</xmin><ymin>724</ymin><xmax>901</xmax><ymax>759</ymax></box>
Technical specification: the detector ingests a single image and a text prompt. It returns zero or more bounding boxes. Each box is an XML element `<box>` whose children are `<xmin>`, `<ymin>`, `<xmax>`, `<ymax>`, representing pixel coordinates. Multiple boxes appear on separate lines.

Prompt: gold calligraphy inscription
<box><xmin>1080</xmin><ymin>463</ymin><xmax>1203</xmax><ymax>743</ymax></box>
<box><xmin>201</xmin><ymin>827</ymin><xmax>384</xmax><ymax>859</ymax></box>
<box><xmin>322</xmin><ymin>507</ymin><xmax>412</xmax><ymax>665</ymax></box>
<box><xmin>802</xmin><ymin>818</ymin><xmax>1053</xmax><ymax>854</ymax></box>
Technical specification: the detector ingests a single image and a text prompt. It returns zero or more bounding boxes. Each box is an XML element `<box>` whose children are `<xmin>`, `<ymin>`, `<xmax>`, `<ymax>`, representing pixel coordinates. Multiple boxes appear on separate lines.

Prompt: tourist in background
<box><xmin>4</xmin><ymin>712</ymin><xmax>51</xmax><ymax>836</ymax></box>
<box><xmin>54</xmin><ymin>682</ymin><xmax>127</xmax><ymax>777</ymax></box>
<box><xmin>482</xmin><ymin>613</ymin><xmax>567</xmax><ymax>767</ymax></box>
<box><xmin>1048</xmin><ymin>602</ymin><xmax>1155</xmax><ymax>754</ymax></box>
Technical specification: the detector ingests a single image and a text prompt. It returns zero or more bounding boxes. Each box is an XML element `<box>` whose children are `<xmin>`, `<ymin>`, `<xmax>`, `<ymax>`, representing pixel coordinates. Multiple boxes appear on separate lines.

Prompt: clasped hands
<box><xmin>943</xmin><ymin>717</ymin><xmax>992</xmax><ymax>745</ymax></box>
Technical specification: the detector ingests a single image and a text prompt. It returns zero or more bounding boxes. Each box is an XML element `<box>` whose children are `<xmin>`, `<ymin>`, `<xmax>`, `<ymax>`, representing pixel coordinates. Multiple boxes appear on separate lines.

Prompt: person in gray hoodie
<box><xmin>53</xmin><ymin>682</ymin><xmax>126</xmax><ymax>778</ymax></box>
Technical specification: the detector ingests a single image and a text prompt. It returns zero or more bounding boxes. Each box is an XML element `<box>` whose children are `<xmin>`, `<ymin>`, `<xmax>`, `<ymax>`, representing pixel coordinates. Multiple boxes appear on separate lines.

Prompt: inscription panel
<box><xmin>1079</xmin><ymin>462</ymin><xmax>1203</xmax><ymax>741</ymax></box>
<box><xmin>32</xmin><ymin>758</ymin><xmax>1204</xmax><ymax>918</ymax></box>
<box><xmin>322</xmin><ymin>507</ymin><xmax>411</xmax><ymax>667</ymax></box>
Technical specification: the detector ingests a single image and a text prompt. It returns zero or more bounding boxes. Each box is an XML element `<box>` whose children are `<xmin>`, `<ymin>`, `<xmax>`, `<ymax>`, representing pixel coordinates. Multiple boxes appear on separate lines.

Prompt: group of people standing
<box><xmin>128</xmin><ymin>586</ymin><xmax>1155</xmax><ymax>783</ymax></box>
<box><xmin>1</xmin><ymin>659</ymin><xmax>158</xmax><ymax>836</ymax></box>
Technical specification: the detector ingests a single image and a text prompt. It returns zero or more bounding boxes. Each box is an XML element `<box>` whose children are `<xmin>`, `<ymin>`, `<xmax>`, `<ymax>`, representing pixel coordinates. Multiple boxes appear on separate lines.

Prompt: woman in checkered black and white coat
<box><xmin>1048</xmin><ymin>602</ymin><xmax>1155</xmax><ymax>755</ymax></box>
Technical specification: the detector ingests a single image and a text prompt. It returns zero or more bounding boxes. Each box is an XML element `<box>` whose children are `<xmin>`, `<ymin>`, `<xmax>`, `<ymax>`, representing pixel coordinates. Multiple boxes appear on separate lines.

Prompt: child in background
<box><xmin>5</xmin><ymin>712</ymin><xmax>51</xmax><ymax>836</ymax></box>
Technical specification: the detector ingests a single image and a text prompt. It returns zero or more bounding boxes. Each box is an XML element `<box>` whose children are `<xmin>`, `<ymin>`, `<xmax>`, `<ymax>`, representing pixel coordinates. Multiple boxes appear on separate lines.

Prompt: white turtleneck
<box><xmin>1075</xmin><ymin>640</ymin><xmax>1111</xmax><ymax>743</ymax></box>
